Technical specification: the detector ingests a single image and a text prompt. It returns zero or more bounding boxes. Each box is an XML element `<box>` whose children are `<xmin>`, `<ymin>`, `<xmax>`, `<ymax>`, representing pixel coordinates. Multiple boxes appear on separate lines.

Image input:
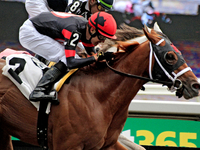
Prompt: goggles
<box><xmin>97</xmin><ymin>34</ymin><xmax>106</xmax><ymax>41</ymax></box>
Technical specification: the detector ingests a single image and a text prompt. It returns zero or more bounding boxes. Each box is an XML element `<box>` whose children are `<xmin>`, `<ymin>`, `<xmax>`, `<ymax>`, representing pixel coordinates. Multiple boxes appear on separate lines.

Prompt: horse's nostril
<box><xmin>192</xmin><ymin>83</ymin><xmax>200</xmax><ymax>90</ymax></box>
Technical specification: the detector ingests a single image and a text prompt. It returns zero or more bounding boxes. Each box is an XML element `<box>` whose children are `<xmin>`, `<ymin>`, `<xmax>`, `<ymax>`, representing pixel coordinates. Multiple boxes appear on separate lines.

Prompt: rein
<box><xmin>105</xmin><ymin>61</ymin><xmax>173</xmax><ymax>86</ymax></box>
<box><xmin>106</xmin><ymin>38</ymin><xmax>191</xmax><ymax>89</ymax></box>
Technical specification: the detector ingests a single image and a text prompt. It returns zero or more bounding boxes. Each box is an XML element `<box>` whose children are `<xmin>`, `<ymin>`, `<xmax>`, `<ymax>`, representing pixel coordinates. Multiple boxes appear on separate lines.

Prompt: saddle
<box><xmin>2</xmin><ymin>53</ymin><xmax>78</xmax><ymax>113</ymax></box>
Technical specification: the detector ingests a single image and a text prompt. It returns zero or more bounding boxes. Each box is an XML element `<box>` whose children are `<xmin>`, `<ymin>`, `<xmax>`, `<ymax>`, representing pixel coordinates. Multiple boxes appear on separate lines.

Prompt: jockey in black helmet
<box><xmin>96</xmin><ymin>0</ymin><xmax>113</xmax><ymax>10</ymax></box>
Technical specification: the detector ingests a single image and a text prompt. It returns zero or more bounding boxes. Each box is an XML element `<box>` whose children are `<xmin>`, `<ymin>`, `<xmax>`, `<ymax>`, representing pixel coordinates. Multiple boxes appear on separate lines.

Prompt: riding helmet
<box><xmin>88</xmin><ymin>12</ymin><xmax>117</xmax><ymax>39</ymax></box>
<box><xmin>97</xmin><ymin>0</ymin><xmax>113</xmax><ymax>10</ymax></box>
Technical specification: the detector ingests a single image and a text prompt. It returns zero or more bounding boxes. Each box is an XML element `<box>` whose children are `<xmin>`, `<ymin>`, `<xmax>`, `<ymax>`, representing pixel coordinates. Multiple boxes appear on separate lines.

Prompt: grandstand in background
<box><xmin>152</xmin><ymin>0</ymin><xmax>200</xmax><ymax>15</ymax></box>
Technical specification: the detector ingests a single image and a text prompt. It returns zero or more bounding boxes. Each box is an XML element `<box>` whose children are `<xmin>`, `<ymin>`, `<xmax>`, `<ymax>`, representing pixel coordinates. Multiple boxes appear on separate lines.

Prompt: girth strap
<box><xmin>36</xmin><ymin>68</ymin><xmax>77</xmax><ymax>150</ymax></box>
<box><xmin>37</xmin><ymin>101</ymin><xmax>49</xmax><ymax>150</ymax></box>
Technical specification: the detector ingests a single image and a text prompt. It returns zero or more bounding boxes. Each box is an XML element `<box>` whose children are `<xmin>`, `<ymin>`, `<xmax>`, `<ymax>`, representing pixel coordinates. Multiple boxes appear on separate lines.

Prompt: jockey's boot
<box><xmin>29</xmin><ymin>61</ymin><xmax>67</xmax><ymax>105</ymax></box>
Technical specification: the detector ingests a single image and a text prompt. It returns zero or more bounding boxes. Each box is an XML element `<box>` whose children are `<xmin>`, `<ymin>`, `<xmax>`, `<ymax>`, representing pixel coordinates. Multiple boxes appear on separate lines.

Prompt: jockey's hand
<box><xmin>77</xmin><ymin>52</ymin><xmax>88</xmax><ymax>58</ymax></box>
<box><xmin>97</xmin><ymin>51</ymin><xmax>114</xmax><ymax>61</ymax></box>
<box><xmin>93</xmin><ymin>54</ymin><xmax>98</xmax><ymax>61</ymax></box>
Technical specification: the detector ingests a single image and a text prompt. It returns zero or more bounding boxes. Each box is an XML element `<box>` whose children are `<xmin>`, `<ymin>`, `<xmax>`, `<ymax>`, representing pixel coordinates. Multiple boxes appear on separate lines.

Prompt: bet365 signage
<box><xmin>122</xmin><ymin>118</ymin><xmax>200</xmax><ymax>148</ymax></box>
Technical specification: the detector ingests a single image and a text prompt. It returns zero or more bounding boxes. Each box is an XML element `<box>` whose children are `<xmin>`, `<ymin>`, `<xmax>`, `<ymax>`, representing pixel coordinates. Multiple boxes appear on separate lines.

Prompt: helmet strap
<box><xmin>88</xmin><ymin>24</ymin><xmax>97</xmax><ymax>42</ymax></box>
<box><xmin>88</xmin><ymin>12</ymin><xmax>100</xmax><ymax>41</ymax></box>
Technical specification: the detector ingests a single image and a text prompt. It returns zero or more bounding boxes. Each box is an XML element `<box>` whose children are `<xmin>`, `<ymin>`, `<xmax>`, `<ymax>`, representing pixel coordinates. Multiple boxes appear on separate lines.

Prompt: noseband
<box><xmin>106</xmin><ymin>37</ymin><xmax>192</xmax><ymax>92</ymax></box>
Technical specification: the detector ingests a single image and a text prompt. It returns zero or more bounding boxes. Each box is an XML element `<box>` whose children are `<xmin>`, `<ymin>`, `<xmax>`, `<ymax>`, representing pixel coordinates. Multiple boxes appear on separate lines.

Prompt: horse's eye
<box><xmin>164</xmin><ymin>51</ymin><xmax>178</xmax><ymax>65</ymax></box>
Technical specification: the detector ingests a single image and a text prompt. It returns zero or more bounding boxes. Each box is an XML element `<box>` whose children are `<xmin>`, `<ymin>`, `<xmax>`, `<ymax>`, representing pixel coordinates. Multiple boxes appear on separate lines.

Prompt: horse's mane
<box><xmin>79</xmin><ymin>24</ymin><xmax>145</xmax><ymax>72</ymax></box>
<box><xmin>100</xmin><ymin>23</ymin><xmax>144</xmax><ymax>52</ymax></box>
<box><xmin>81</xmin><ymin>24</ymin><xmax>167</xmax><ymax>71</ymax></box>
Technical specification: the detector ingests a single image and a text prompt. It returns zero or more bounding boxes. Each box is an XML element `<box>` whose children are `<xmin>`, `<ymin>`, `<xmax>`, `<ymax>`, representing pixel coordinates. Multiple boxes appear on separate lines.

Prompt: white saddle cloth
<box><xmin>2</xmin><ymin>54</ymin><xmax>52</xmax><ymax>113</ymax></box>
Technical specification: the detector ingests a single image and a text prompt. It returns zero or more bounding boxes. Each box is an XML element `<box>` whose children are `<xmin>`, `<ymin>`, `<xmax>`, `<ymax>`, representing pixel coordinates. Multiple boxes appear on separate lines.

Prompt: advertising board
<box><xmin>122</xmin><ymin>118</ymin><xmax>200</xmax><ymax>148</ymax></box>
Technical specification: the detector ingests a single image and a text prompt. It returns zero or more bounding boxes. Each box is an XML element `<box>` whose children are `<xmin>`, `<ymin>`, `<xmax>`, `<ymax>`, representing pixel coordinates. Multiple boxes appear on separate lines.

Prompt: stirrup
<box><xmin>29</xmin><ymin>90</ymin><xmax>59</xmax><ymax>105</ymax></box>
<box><xmin>49</xmin><ymin>90</ymin><xmax>59</xmax><ymax>105</ymax></box>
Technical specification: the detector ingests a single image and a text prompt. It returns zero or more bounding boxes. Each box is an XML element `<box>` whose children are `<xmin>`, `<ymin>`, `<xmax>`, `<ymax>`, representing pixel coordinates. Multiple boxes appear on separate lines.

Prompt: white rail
<box><xmin>129</xmin><ymin>79</ymin><xmax>200</xmax><ymax>115</ymax></box>
<box><xmin>129</xmin><ymin>100</ymin><xmax>200</xmax><ymax>115</ymax></box>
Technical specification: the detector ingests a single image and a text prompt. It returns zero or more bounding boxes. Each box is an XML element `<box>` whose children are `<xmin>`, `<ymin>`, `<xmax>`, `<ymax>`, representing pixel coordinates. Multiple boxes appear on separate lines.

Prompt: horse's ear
<box><xmin>117</xmin><ymin>41</ymin><xmax>139</xmax><ymax>52</ymax></box>
<box><xmin>143</xmin><ymin>24</ymin><xmax>151</xmax><ymax>33</ymax></box>
<box><xmin>153</xmin><ymin>22</ymin><xmax>163</xmax><ymax>33</ymax></box>
<box><xmin>144</xmin><ymin>24</ymin><xmax>158</xmax><ymax>35</ymax></box>
<box><xmin>143</xmin><ymin>25</ymin><xmax>155</xmax><ymax>40</ymax></box>
<box><xmin>143</xmin><ymin>26</ymin><xmax>165</xmax><ymax>45</ymax></box>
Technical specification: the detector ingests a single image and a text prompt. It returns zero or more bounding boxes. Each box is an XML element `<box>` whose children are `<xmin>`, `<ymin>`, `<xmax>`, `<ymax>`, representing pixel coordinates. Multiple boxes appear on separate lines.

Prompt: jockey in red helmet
<box><xmin>19</xmin><ymin>11</ymin><xmax>117</xmax><ymax>103</ymax></box>
<box><xmin>88</xmin><ymin>11</ymin><xmax>117</xmax><ymax>42</ymax></box>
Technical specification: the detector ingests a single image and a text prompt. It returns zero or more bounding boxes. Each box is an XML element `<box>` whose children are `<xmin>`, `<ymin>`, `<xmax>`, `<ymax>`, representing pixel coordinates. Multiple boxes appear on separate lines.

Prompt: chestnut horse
<box><xmin>0</xmin><ymin>24</ymin><xmax>199</xmax><ymax>150</ymax></box>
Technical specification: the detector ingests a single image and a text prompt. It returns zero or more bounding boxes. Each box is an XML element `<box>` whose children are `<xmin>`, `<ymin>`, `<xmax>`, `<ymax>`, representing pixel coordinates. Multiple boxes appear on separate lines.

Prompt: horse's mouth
<box><xmin>181</xmin><ymin>88</ymin><xmax>192</xmax><ymax>99</ymax></box>
<box><xmin>176</xmin><ymin>83</ymin><xmax>200</xmax><ymax>99</ymax></box>
<box><xmin>175</xmin><ymin>87</ymin><xmax>184</xmax><ymax>99</ymax></box>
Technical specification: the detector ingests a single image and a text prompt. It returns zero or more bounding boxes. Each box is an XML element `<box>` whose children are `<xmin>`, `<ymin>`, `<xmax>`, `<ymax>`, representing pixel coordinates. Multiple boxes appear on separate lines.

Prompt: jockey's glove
<box><xmin>97</xmin><ymin>51</ymin><xmax>114</xmax><ymax>61</ymax></box>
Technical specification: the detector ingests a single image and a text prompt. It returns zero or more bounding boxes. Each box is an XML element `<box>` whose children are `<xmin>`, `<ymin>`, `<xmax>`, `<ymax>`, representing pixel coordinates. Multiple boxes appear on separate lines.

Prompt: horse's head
<box><xmin>142</xmin><ymin>24</ymin><xmax>200</xmax><ymax>99</ymax></box>
<box><xmin>101</xmin><ymin>23</ymin><xmax>199</xmax><ymax>100</ymax></box>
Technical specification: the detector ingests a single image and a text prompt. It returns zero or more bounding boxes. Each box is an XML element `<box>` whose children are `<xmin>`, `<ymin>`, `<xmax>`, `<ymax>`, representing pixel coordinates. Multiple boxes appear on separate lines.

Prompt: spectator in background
<box><xmin>132</xmin><ymin>0</ymin><xmax>172</xmax><ymax>26</ymax></box>
<box><xmin>113</xmin><ymin>0</ymin><xmax>134</xmax><ymax>24</ymax></box>
<box><xmin>113</xmin><ymin>0</ymin><xmax>172</xmax><ymax>27</ymax></box>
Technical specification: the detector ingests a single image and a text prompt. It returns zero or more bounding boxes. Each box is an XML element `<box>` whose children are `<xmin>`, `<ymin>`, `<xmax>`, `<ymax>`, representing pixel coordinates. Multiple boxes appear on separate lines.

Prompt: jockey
<box><xmin>19</xmin><ymin>11</ymin><xmax>117</xmax><ymax>104</ymax></box>
<box><xmin>25</xmin><ymin>0</ymin><xmax>114</xmax><ymax>63</ymax></box>
<box><xmin>25</xmin><ymin>0</ymin><xmax>114</xmax><ymax>19</ymax></box>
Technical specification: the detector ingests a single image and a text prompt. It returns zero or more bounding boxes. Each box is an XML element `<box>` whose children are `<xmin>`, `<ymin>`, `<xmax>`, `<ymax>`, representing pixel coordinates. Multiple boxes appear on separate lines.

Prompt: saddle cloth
<box><xmin>2</xmin><ymin>54</ymin><xmax>77</xmax><ymax>113</ymax></box>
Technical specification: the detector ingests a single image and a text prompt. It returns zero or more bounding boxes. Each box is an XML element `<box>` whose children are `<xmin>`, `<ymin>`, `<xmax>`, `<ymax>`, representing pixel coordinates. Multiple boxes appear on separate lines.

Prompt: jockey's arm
<box><xmin>65</xmin><ymin>38</ymin><xmax>98</xmax><ymax>69</ymax></box>
<box><xmin>66</xmin><ymin>56</ymin><xmax>96</xmax><ymax>69</ymax></box>
<box><xmin>64</xmin><ymin>29</ymin><xmax>98</xmax><ymax>69</ymax></box>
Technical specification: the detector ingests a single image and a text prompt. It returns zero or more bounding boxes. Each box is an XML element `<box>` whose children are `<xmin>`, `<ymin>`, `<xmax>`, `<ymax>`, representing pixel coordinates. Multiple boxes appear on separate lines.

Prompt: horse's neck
<box><xmin>88</xmin><ymin>46</ymin><xmax>149</xmax><ymax>114</ymax></box>
<box><xmin>112</xmin><ymin>45</ymin><xmax>151</xmax><ymax>107</ymax></box>
<box><xmin>128</xmin><ymin>35</ymin><xmax>148</xmax><ymax>44</ymax></box>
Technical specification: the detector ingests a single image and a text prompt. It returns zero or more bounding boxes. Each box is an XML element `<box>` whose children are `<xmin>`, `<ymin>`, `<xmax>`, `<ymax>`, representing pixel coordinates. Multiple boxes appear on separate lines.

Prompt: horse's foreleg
<box><xmin>118</xmin><ymin>135</ymin><xmax>146</xmax><ymax>150</ymax></box>
<box><xmin>0</xmin><ymin>128</ymin><xmax>13</xmax><ymax>150</ymax></box>
<box><xmin>104</xmin><ymin>141</ymin><xmax>128</xmax><ymax>150</ymax></box>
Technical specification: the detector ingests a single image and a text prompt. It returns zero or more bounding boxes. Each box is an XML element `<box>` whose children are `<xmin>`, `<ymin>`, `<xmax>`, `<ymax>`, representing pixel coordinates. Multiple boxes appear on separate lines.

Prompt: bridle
<box><xmin>106</xmin><ymin>61</ymin><xmax>173</xmax><ymax>86</ymax></box>
<box><xmin>106</xmin><ymin>38</ymin><xmax>192</xmax><ymax>92</ymax></box>
<box><xmin>149</xmin><ymin>39</ymin><xmax>191</xmax><ymax>92</ymax></box>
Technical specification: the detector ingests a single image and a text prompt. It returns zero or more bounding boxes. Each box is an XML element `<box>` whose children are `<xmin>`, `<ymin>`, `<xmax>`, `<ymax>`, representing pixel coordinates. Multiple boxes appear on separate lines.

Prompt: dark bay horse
<box><xmin>0</xmin><ymin>24</ymin><xmax>199</xmax><ymax>150</ymax></box>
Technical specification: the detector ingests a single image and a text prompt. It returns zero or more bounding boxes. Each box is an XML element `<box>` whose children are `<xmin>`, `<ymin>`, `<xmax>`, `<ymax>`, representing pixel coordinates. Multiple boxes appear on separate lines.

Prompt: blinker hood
<box><xmin>152</xmin><ymin>36</ymin><xmax>185</xmax><ymax>80</ymax></box>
